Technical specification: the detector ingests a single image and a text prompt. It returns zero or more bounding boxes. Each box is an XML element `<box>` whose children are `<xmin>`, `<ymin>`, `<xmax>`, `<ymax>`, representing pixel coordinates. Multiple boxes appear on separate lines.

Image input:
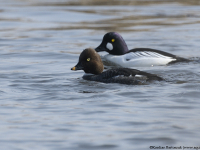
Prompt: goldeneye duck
<box><xmin>71</xmin><ymin>48</ymin><xmax>163</xmax><ymax>85</ymax></box>
<box><xmin>95</xmin><ymin>32</ymin><xmax>189</xmax><ymax>67</ymax></box>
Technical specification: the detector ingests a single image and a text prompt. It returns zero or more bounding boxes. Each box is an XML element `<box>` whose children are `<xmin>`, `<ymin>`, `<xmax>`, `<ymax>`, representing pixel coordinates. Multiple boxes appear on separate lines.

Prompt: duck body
<box><xmin>104</xmin><ymin>48</ymin><xmax>188</xmax><ymax>67</ymax></box>
<box><xmin>71</xmin><ymin>48</ymin><xmax>163</xmax><ymax>85</ymax></box>
<box><xmin>95</xmin><ymin>32</ymin><xmax>189</xmax><ymax>67</ymax></box>
<box><xmin>83</xmin><ymin>68</ymin><xmax>163</xmax><ymax>85</ymax></box>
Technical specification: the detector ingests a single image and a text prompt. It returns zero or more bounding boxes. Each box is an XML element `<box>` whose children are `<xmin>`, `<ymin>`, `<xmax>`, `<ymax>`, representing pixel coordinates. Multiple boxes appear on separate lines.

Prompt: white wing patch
<box><xmin>125</xmin><ymin>51</ymin><xmax>173</xmax><ymax>60</ymax></box>
<box><xmin>104</xmin><ymin>51</ymin><xmax>176</xmax><ymax>67</ymax></box>
<box><xmin>113</xmin><ymin>74</ymin><xmax>145</xmax><ymax>78</ymax></box>
<box><xmin>113</xmin><ymin>75</ymin><xmax>125</xmax><ymax>78</ymax></box>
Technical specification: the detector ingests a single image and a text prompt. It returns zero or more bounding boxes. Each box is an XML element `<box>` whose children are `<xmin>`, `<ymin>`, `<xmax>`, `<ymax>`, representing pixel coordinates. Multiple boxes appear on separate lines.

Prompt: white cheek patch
<box><xmin>106</xmin><ymin>43</ymin><xmax>113</xmax><ymax>51</ymax></box>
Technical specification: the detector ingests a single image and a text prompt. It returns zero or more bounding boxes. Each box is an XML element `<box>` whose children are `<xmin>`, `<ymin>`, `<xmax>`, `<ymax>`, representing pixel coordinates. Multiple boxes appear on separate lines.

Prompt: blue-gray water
<box><xmin>0</xmin><ymin>1</ymin><xmax>200</xmax><ymax>150</ymax></box>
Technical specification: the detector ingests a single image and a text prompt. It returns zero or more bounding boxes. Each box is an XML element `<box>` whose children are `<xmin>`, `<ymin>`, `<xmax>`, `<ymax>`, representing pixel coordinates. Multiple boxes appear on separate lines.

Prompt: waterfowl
<box><xmin>71</xmin><ymin>48</ymin><xmax>163</xmax><ymax>85</ymax></box>
<box><xmin>95</xmin><ymin>32</ymin><xmax>188</xmax><ymax>67</ymax></box>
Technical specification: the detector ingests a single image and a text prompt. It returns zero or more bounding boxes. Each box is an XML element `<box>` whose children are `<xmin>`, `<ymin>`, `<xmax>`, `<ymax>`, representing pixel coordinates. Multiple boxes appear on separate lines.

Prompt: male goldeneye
<box><xmin>95</xmin><ymin>32</ymin><xmax>188</xmax><ymax>67</ymax></box>
<box><xmin>71</xmin><ymin>48</ymin><xmax>163</xmax><ymax>85</ymax></box>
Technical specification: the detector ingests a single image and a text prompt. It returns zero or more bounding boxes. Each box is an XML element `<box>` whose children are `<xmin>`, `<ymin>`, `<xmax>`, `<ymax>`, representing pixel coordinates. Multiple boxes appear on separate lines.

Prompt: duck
<box><xmin>71</xmin><ymin>48</ymin><xmax>163</xmax><ymax>85</ymax></box>
<box><xmin>95</xmin><ymin>32</ymin><xmax>189</xmax><ymax>67</ymax></box>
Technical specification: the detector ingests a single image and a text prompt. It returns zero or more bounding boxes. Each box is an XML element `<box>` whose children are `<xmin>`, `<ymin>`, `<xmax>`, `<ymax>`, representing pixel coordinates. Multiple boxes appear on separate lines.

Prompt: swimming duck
<box><xmin>95</xmin><ymin>32</ymin><xmax>188</xmax><ymax>67</ymax></box>
<box><xmin>71</xmin><ymin>48</ymin><xmax>163</xmax><ymax>85</ymax></box>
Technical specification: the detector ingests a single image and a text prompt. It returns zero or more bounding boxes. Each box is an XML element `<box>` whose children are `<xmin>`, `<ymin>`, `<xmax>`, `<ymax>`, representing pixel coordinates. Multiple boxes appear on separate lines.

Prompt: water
<box><xmin>0</xmin><ymin>0</ymin><xmax>200</xmax><ymax>150</ymax></box>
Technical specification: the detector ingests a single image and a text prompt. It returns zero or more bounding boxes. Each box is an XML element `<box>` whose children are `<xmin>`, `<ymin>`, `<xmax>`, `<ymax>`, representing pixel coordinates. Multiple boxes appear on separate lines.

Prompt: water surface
<box><xmin>0</xmin><ymin>0</ymin><xmax>200</xmax><ymax>150</ymax></box>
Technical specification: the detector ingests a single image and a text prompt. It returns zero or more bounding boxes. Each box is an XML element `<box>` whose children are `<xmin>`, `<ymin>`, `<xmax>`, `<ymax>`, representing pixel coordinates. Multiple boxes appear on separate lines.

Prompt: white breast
<box><xmin>104</xmin><ymin>51</ymin><xmax>176</xmax><ymax>67</ymax></box>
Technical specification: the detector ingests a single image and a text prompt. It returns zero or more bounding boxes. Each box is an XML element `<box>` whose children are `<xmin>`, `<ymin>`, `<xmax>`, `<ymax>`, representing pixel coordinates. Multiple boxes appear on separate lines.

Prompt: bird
<box><xmin>71</xmin><ymin>48</ymin><xmax>163</xmax><ymax>85</ymax></box>
<box><xmin>95</xmin><ymin>32</ymin><xmax>189</xmax><ymax>67</ymax></box>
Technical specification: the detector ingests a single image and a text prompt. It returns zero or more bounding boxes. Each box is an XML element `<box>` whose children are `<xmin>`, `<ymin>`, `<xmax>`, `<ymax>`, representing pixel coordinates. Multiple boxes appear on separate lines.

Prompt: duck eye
<box><xmin>111</xmin><ymin>39</ymin><xmax>115</xmax><ymax>42</ymax></box>
<box><xmin>87</xmin><ymin>58</ymin><xmax>90</xmax><ymax>61</ymax></box>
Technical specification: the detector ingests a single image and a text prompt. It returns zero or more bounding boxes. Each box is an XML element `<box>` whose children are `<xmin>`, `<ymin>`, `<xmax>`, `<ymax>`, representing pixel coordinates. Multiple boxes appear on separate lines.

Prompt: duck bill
<box><xmin>71</xmin><ymin>62</ymin><xmax>83</xmax><ymax>71</ymax></box>
<box><xmin>95</xmin><ymin>43</ymin><xmax>107</xmax><ymax>52</ymax></box>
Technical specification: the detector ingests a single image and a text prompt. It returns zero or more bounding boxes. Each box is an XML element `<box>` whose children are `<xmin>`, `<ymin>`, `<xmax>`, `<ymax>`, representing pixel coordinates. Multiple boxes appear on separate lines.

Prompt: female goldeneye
<box><xmin>71</xmin><ymin>48</ymin><xmax>163</xmax><ymax>85</ymax></box>
<box><xmin>95</xmin><ymin>32</ymin><xmax>189</xmax><ymax>67</ymax></box>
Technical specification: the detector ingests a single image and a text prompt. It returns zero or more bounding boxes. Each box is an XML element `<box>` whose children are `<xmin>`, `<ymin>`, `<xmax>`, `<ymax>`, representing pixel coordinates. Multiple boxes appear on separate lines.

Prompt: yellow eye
<box><xmin>111</xmin><ymin>39</ymin><xmax>115</xmax><ymax>42</ymax></box>
<box><xmin>87</xmin><ymin>58</ymin><xmax>90</xmax><ymax>61</ymax></box>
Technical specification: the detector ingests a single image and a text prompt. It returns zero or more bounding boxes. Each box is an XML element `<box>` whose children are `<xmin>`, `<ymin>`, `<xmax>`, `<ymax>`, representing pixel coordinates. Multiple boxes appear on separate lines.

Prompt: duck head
<box><xmin>71</xmin><ymin>48</ymin><xmax>104</xmax><ymax>75</ymax></box>
<box><xmin>95</xmin><ymin>32</ymin><xmax>129</xmax><ymax>55</ymax></box>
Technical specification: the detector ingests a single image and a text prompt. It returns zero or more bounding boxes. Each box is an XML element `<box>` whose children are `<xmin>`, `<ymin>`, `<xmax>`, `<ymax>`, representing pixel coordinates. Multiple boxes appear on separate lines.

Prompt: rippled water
<box><xmin>1</xmin><ymin>0</ymin><xmax>200</xmax><ymax>150</ymax></box>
